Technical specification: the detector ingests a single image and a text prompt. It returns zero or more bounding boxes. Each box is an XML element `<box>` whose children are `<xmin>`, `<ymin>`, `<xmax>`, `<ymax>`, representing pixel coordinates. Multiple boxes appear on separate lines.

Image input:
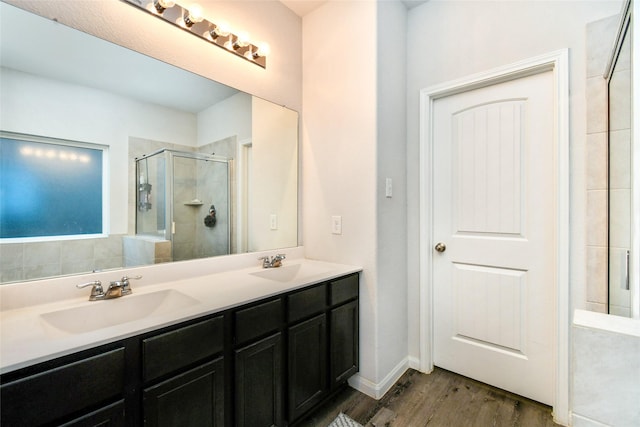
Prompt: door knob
<box><xmin>434</xmin><ymin>242</ymin><xmax>446</xmax><ymax>253</ymax></box>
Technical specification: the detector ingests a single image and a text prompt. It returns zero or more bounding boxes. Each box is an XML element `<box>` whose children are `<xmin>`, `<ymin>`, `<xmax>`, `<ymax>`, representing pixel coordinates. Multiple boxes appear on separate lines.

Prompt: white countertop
<box><xmin>0</xmin><ymin>250</ymin><xmax>361</xmax><ymax>374</ymax></box>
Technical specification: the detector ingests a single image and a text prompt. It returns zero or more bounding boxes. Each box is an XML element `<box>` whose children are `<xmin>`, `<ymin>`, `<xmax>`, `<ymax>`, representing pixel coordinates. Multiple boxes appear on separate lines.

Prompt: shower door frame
<box><xmin>165</xmin><ymin>149</ymin><xmax>232</xmax><ymax>259</ymax></box>
<box><xmin>136</xmin><ymin>148</ymin><xmax>232</xmax><ymax>259</ymax></box>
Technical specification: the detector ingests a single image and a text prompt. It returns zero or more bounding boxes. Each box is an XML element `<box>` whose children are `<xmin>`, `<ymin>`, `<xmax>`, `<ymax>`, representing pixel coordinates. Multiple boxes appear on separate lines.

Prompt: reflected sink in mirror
<box><xmin>250</xmin><ymin>263</ymin><xmax>333</xmax><ymax>283</ymax></box>
<box><xmin>40</xmin><ymin>289</ymin><xmax>199</xmax><ymax>334</ymax></box>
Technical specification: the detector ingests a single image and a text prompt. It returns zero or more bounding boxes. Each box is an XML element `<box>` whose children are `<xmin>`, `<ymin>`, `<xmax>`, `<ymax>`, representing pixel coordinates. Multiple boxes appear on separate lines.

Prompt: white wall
<box><xmin>405</xmin><ymin>0</ymin><xmax>625</xmax><ymax>361</ymax></box>
<box><xmin>197</xmin><ymin>92</ymin><xmax>252</xmax><ymax>146</ymax></box>
<box><xmin>302</xmin><ymin>0</ymin><xmax>379</xmax><ymax>390</ymax></box>
<box><xmin>376</xmin><ymin>0</ymin><xmax>410</xmax><ymax>388</ymax></box>
<box><xmin>250</xmin><ymin>97</ymin><xmax>298</xmax><ymax>251</ymax></box>
<box><xmin>302</xmin><ymin>0</ymin><xmax>409</xmax><ymax>397</ymax></box>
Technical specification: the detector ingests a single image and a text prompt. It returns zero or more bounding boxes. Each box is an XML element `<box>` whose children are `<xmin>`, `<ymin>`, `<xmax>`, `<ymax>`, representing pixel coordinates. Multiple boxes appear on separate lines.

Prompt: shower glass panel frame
<box><xmin>605</xmin><ymin>4</ymin><xmax>633</xmax><ymax>317</ymax></box>
<box><xmin>135</xmin><ymin>148</ymin><xmax>232</xmax><ymax>261</ymax></box>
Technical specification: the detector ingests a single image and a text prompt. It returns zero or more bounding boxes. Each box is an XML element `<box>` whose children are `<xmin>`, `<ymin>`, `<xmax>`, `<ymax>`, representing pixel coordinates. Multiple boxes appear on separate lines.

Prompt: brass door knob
<box><xmin>434</xmin><ymin>242</ymin><xmax>446</xmax><ymax>253</ymax></box>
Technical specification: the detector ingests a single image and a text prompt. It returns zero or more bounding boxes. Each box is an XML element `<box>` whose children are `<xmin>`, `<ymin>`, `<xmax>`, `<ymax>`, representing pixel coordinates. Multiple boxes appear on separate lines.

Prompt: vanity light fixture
<box><xmin>123</xmin><ymin>0</ymin><xmax>268</xmax><ymax>68</ymax></box>
<box><xmin>152</xmin><ymin>0</ymin><xmax>174</xmax><ymax>14</ymax></box>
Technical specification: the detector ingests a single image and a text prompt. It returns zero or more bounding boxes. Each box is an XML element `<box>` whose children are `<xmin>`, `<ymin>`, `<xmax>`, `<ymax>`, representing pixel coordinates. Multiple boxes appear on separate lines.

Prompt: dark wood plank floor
<box><xmin>300</xmin><ymin>368</ymin><xmax>561</xmax><ymax>427</ymax></box>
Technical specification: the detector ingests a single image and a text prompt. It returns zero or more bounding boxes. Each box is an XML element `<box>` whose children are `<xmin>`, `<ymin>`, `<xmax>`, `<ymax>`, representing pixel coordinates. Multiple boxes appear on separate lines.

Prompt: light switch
<box><xmin>385</xmin><ymin>177</ymin><xmax>393</xmax><ymax>198</ymax></box>
<box><xmin>270</xmin><ymin>214</ymin><xmax>278</xmax><ymax>230</ymax></box>
<box><xmin>331</xmin><ymin>215</ymin><xmax>342</xmax><ymax>235</ymax></box>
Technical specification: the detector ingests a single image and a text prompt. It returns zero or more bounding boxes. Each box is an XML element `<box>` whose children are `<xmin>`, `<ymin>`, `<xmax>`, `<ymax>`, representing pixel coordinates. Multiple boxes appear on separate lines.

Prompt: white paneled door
<box><xmin>432</xmin><ymin>70</ymin><xmax>555</xmax><ymax>405</ymax></box>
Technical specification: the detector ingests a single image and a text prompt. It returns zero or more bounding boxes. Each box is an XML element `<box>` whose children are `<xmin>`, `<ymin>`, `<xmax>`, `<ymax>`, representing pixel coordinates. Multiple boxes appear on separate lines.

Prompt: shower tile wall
<box><xmin>123</xmin><ymin>235</ymin><xmax>171</xmax><ymax>267</ymax></box>
<box><xmin>172</xmin><ymin>156</ymin><xmax>198</xmax><ymax>261</ymax></box>
<box><xmin>585</xmin><ymin>15</ymin><xmax>619</xmax><ymax>313</ymax></box>
<box><xmin>199</xmin><ymin>136</ymin><xmax>237</xmax><ymax>255</ymax></box>
<box><xmin>0</xmin><ymin>235</ymin><xmax>124</xmax><ymax>283</ymax></box>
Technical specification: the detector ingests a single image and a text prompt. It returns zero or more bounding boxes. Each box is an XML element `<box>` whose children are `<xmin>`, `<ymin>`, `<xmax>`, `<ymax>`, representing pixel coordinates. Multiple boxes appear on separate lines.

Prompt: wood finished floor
<box><xmin>300</xmin><ymin>368</ymin><xmax>561</xmax><ymax>427</ymax></box>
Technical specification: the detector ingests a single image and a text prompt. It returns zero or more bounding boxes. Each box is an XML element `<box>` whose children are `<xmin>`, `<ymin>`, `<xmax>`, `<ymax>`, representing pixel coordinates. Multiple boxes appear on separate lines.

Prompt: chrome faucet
<box><xmin>258</xmin><ymin>254</ymin><xmax>286</xmax><ymax>268</ymax></box>
<box><xmin>77</xmin><ymin>276</ymin><xmax>141</xmax><ymax>301</ymax></box>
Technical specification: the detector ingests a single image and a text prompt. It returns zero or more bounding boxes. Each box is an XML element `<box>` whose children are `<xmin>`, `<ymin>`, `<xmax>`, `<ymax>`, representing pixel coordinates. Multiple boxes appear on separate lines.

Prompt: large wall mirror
<box><xmin>0</xmin><ymin>2</ymin><xmax>298</xmax><ymax>284</ymax></box>
<box><xmin>606</xmin><ymin>0</ymin><xmax>632</xmax><ymax>317</ymax></box>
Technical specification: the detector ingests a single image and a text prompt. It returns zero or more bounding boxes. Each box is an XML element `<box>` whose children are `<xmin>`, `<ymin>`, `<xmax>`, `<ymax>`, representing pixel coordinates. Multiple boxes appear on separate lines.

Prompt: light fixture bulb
<box><xmin>235</xmin><ymin>31</ymin><xmax>250</xmax><ymax>48</ymax></box>
<box><xmin>153</xmin><ymin>0</ymin><xmax>175</xmax><ymax>14</ymax></box>
<box><xmin>255</xmin><ymin>42</ymin><xmax>270</xmax><ymax>58</ymax></box>
<box><xmin>184</xmin><ymin>3</ymin><xmax>204</xmax><ymax>27</ymax></box>
<box><xmin>207</xmin><ymin>22</ymin><xmax>231</xmax><ymax>39</ymax></box>
<box><xmin>216</xmin><ymin>21</ymin><xmax>231</xmax><ymax>37</ymax></box>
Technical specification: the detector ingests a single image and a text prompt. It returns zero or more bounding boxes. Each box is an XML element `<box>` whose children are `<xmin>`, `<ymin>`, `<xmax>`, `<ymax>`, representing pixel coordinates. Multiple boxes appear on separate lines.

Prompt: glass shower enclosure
<box><xmin>136</xmin><ymin>149</ymin><xmax>232</xmax><ymax>261</ymax></box>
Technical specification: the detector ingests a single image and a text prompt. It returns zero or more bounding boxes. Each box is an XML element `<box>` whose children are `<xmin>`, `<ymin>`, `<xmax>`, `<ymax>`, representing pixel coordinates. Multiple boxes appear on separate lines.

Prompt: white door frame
<box><xmin>418</xmin><ymin>49</ymin><xmax>570</xmax><ymax>425</ymax></box>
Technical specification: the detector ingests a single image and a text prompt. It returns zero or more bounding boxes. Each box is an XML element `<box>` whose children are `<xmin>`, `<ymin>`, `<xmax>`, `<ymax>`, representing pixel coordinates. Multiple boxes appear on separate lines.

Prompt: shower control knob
<box><xmin>434</xmin><ymin>242</ymin><xmax>446</xmax><ymax>253</ymax></box>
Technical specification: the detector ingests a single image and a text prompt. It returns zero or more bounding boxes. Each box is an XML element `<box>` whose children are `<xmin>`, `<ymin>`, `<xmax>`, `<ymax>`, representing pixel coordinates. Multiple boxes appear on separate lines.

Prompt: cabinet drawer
<box><xmin>235</xmin><ymin>298</ymin><xmax>282</xmax><ymax>345</ymax></box>
<box><xmin>330</xmin><ymin>274</ymin><xmax>359</xmax><ymax>306</ymax></box>
<box><xmin>143</xmin><ymin>316</ymin><xmax>223</xmax><ymax>382</ymax></box>
<box><xmin>59</xmin><ymin>399</ymin><xmax>126</xmax><ymax>427</ymax></box>
<box><xmin>288</xmin><ymin>284</ymin><xmax>327</xmax><ymax>323</ymax></box>
<box><xmin>0</xmin><ymin>347</ymin><xmax>125</xmax><ymax>426</ymax></box>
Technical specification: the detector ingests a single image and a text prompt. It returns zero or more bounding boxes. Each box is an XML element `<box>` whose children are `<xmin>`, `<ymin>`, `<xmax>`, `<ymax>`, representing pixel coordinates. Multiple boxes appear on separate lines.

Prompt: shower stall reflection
<box><xmin>134</xmin><ymin>149</ymin><xmax>232</xmax><ymax>264</ymax></box>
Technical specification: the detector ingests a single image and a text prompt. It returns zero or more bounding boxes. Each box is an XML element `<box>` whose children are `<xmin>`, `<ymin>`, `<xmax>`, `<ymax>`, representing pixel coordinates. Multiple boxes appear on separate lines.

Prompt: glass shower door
<box><xmin>136</xmin><ymin>152</ymin><xmax>167</xmax><ymax>239</ymax></box>
<box><xmin>171</xmin><ymin>152</ymin><xmax>231</xmax><ymax>261</ymax></box>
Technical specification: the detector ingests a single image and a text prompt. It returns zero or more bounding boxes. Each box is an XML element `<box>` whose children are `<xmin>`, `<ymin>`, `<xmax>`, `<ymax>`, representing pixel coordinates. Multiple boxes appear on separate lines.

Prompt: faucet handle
<box><xmin>258</xmin><ymin>256</ymin><xmax>271</xmax><ymax>268</ymax></box>
<box><xmin>120</xmin><ymin>275</ymin><xmax>141</xmax><ymax>295</ymax></box>
<box><xmin>77</xmin><ymin>281</ymin><xmax>104</xmax><ymax>300</ymax></box>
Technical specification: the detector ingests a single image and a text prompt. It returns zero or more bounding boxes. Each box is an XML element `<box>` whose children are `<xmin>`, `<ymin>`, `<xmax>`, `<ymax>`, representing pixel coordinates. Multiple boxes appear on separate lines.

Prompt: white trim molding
<box><xmin>418</xmin><ymin>49</ymin><xmax>570</xmax><ymax>426</ymax></box>
<box><xmin>348</xmin><ymin>357</ymin><xmax>410</xmax><ymax>400</ymax></box>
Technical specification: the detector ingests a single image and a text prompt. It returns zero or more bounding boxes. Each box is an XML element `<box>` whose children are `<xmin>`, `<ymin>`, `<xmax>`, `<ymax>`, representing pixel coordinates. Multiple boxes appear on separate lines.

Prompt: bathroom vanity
<box><xmin>0</xmin><ymin>256</ymin><xmax>360</xmax><ymax>426</ymax></box>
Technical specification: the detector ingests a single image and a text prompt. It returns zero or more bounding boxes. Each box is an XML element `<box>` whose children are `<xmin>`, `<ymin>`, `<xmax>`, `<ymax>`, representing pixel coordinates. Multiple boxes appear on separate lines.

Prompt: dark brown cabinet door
<box><xmin>143</xmin><ymin>357</ymin><xmax>225</xmax><ymax>427</ymax></box>
<box><xmin>330</xmin><ymin>300</ymin><xmax>359</xmax><ymax>388</ymax></box>
<box><xmin>288</xmin><ymin>313</ymin><xmax>328</xmax><ymax>422</ymax></box>
<box><xmin>235</xmin><ymin>333</ymin><xmax>283</xmax><ymax>427</ymax></box>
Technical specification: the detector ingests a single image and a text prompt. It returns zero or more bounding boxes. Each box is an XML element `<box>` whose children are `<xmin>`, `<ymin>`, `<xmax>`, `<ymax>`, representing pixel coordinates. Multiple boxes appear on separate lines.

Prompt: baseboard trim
<box><xmin>407</xmin><ymin>355</ymin><xmax>421</xmax><ymax>371</ymax></box>
<box><xmin>348</xmin><ymin>357</ymin><xmax>410</xmax><ymax>400</ymax></box>
<box><xmin>571</xmin><ymin>413</ymin><xmax>609</xmax><ymax>427</ymax></box>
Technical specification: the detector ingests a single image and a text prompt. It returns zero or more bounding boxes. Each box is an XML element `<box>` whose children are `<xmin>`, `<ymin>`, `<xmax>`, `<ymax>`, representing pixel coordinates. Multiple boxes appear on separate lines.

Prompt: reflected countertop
<box><xmin>0</xmin><ymin>249</ymin><xmax>361</xmax><ymax>374</ymax></box>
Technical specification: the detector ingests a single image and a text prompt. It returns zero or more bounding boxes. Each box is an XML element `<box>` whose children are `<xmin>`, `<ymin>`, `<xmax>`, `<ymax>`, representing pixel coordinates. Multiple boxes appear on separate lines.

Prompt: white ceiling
<box><xmin>279</xmin><ymin>0</ymin><xmax>429</xmax><ymax>17</ymax></box>
<box><xmin>279</xmin><ymin>0</ymin><xmax>327</xmax><ymax>17</ymax></box>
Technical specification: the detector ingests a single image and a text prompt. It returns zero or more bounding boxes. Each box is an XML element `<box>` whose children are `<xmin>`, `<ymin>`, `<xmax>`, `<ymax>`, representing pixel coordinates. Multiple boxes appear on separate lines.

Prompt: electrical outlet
<box><xmin>270</xmin><ymin>214</ymin><xmax>278</xmax><ymax>230</ymax></box>
<box><xmin>331</xmin><ymin>215</ymin><xmax>342</xmax><ymax>235</ymax></box>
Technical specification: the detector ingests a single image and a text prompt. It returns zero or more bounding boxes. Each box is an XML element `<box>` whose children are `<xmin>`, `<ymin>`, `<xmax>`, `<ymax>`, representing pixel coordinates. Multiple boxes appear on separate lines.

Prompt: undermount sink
<box><xmin>250</xmin><ymin>263</ymin><xmax>332</xmax><ymax>283</ymax></box>
<box><xmin>40</xmin><ymin>289</ymin><xmax>199</xmax><ymax>334</ymax></box>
